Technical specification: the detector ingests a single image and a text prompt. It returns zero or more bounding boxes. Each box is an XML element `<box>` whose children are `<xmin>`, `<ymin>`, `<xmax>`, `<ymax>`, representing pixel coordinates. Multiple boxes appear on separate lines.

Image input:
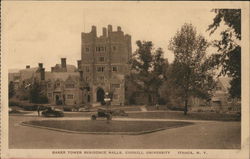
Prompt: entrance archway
<box><xmin>96</xmin><ymin>88</ymin><xmax>105</xmax><ymax>104</ymax></box>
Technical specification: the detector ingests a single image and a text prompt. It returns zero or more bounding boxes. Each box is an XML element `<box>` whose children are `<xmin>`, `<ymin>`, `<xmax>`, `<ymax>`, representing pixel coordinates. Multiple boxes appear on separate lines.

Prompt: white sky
<box><xmin>2</xmin><ymin>1</ymin><xmax>238</xmax><ymax>71</ymax></box>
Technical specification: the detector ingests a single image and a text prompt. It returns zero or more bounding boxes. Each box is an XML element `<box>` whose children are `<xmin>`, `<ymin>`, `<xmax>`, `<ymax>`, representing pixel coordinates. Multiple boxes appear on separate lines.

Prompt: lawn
<box><xmin>23</xmin><ymin>120</ymin><xmax>193</xmax><ymax>134</ymax></box>
<box><xmin>127</xmin><ymin>111</ymin><xmax>241</xmax><ymax>121</ymax></box>
<box><xmin>62</xmin><ymin>111</ymin><xmax>240</xmax><ymax>121</ymax></box>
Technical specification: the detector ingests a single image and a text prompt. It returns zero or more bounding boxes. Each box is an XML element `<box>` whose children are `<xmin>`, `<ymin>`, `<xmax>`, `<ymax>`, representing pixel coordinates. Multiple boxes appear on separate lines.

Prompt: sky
<box><xmin>2</xmin><ymin>1</ymin><xmax>241</xmax><ymax>71</ymax></box>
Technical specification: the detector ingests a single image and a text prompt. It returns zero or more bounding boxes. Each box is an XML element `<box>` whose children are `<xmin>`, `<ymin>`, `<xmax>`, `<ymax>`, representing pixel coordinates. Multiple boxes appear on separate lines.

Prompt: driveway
<box><xmin>9</xmin><ymin>115</ymin><xmax>240</xmax><ymax>149</ymax></box>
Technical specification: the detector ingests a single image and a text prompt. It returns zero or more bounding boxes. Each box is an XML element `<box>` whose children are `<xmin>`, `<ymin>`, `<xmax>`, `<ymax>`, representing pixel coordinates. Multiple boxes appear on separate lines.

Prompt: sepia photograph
<box><xmin>1</xmin><ymin>1</ymin><xmax>249</xmax><ymax>159</ymax></box>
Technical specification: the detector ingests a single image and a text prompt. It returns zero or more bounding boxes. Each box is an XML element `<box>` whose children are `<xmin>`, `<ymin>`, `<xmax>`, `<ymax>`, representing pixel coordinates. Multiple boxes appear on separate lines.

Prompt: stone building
<box><xmin>78</xmin><ymin>25</ymin><xmax>132</xmax><ymax>105</ymax></box>
<box><xmin>35</xmin><ymin>59</ymin><xmax>82</xmax><ymax>106</ymax></box>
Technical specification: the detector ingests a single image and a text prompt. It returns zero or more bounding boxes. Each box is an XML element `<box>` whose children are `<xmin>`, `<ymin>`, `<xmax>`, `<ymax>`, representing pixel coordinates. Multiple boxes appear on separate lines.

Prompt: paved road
<box><xmin>9</xmin><ymin>115</ymin><xmax>240</xmax><ymax>149</ymax></box>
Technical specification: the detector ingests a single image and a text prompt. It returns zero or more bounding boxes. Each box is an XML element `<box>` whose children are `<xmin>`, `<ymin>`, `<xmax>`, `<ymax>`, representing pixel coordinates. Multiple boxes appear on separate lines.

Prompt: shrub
<box><xmin>38</xmin><ymin>95</ymin><xmax>49</xmax><ymax>104</ymax></box>
<box><xmin>20</xmin><ymin>95</ymin><xmax>29</xmax><ymax>101</ymax></box>
<box><xmin>9</xmin><ymin>101</ymin><xmax>20</xmax><ymax>107</ymax></box>
<box><xmin>167</xmin><ymin>105</ymin><xmax>185</xmax><ymax>111</ymax></box>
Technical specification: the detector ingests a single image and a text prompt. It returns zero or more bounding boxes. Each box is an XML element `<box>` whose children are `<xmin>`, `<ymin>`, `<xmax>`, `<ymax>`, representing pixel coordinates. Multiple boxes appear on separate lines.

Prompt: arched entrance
<box><xmin>96</xmin><ymin>87</ymin><xmax>105</xmax><ymax>104</ymax></box>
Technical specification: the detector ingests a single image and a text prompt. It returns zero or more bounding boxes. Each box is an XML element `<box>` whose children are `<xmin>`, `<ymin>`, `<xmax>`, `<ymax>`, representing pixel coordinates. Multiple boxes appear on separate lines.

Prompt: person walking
<box><xmin>37</xmin><ymin>105</ymin><xmax>40</xmax><ymax>117</ymax></box>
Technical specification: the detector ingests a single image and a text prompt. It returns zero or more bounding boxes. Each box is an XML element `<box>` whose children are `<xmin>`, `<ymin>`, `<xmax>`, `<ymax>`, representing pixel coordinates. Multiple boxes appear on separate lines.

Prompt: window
<box><xmin>65</xmin><ymin>83</ymin><xmax>75</xmax><ymax>88</ymax></box>
<box><xmin>113</xmin><ymin>46</ymin><xmax>116</xmax><ymax>51</ymax></box>
<box><xmin>86</xmin><ymin>66</ymin><xmax>89</xmax><ymax>72</ymax></box>
<box><xmin>112</xmin><ymin>66</ymin><xmax>118</xmax><ymax>72</ymax></box>
<box><xmin>111</xmin><ymin>84</ymin><xmax>120</xmax><ymax>89</ymax></box>
<box><xmin>85</xmin><ymin>48</ymin><xmax>90</xmax><ymax>52</ymax></box>
<box><xmin>96</xmin><ymin>46</ymin><xmax>106</xmax><ymax>52</ymax></box>
<box><xmin>97</xmin><ymin>66</ymin><xmax>105</xmax><ymax>72</ymax></box>
<box><xmin>100</xmin><ymin>47</ymin><xmax>104</xmax><ymax>52</ymax></box>
<box><xmin>67</xmin><ymin>94</ymin><xmax>74</xmax><ymax>99</ymax></box>
<box><xmin>99</xmin><ymin>57</ymin><xmax>105</xmax><ymax>62</ymax></box>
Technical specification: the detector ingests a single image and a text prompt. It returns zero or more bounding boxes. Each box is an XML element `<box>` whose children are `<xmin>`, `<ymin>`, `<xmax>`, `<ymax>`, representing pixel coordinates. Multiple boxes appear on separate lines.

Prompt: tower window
<box><xmin>97</xmin><ymin>66</ymin><xmax>105</xmax><ymax>72</ymax></box>
<box><xmin>112</xmin><ymin>66</ymin><xmax>118</xmax><ymax>72</ymax></box>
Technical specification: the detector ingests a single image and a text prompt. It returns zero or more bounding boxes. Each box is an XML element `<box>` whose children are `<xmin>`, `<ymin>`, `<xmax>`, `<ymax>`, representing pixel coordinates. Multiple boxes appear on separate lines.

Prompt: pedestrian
<box><xmin>37</xmin><ymin>105</ymin><xmax>40</xmax><ymax>117</ymax></box>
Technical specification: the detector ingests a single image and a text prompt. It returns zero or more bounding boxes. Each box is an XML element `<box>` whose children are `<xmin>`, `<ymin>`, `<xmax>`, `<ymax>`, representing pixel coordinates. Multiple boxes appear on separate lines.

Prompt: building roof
<box><xmin>45</xmin><ymin>72</ymin><xmax>80</xmax><ymax>82</ymax></box>
<box><xmin>53</xmin><ymin>64</ymin><xmax>77</xmax><ymax>72</ymax></box>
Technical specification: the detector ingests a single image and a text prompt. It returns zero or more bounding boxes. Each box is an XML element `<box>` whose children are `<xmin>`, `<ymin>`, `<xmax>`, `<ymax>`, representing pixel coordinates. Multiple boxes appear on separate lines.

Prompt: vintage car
<box><xmin>42</xmin><ymin>107</ymin><xmax>64</xmax><ymax>117</ymax></box>
<box><xmin>91</xmin><ymin>108</ymin><xmax>112</xmax><ymax>120</ymax></box>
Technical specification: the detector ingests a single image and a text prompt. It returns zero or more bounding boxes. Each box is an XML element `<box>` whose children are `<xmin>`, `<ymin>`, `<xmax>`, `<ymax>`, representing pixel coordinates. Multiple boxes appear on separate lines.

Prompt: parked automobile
<box><xmin>91</xmin><ymin>108</ymin><xmax>112</xmax><ymax>120</ymax></box>
<box><xmin>42</xmin><ymin>107</ymin><xmax>64</xmax><ymax>117</ymax></box>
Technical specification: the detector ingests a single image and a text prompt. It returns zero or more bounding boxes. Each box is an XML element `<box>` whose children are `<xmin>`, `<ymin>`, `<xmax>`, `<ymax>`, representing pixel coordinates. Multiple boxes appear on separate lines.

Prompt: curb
<box><xmin>20</xmin><ymin>121</ymin><xmax>194</xmax><ymax>135</ymax></box>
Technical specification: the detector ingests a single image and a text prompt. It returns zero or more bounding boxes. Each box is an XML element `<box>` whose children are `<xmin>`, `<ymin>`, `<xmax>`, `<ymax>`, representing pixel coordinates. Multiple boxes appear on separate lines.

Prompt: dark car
<box><xmin>91</xmin><ymin>108</ymin><xmax>112</xmax><ymax>120</ymax></box>
<box><xmin>42</xmin><ymin>107</ymin><xmax>64</xmax><ymax>117</ymax></box>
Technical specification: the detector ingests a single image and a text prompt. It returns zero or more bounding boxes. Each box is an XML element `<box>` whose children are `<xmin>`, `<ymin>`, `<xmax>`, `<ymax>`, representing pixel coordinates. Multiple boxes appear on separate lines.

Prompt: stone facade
<box><xmin>79</xmin><ymin>25</ymin><xmax>132</xmax><ymax>105</ymax></box>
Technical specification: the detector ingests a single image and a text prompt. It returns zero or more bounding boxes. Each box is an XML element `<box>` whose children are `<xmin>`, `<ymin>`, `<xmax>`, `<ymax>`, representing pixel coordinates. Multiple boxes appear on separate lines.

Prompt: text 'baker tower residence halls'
<box><xmin>78</xmin><ymin>25</ymin><xmax>132</xmax><ymax>106</ymax></box>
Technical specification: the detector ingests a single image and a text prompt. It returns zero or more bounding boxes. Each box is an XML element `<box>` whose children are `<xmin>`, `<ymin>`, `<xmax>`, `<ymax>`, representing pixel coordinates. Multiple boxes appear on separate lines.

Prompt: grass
<box><xmin>23</xmin><ymin>120</ymin><xmax>193</xmax><ymax>133</ymax></box>
<box><xmin>127</xmin><ymin>111</ymin><xmax>241</xmax><ymax>121</ymax></box>
<box><xmin>62</xmin><ymin>111</ymin><xmax>240</xmax><ymax>121</ymax></box>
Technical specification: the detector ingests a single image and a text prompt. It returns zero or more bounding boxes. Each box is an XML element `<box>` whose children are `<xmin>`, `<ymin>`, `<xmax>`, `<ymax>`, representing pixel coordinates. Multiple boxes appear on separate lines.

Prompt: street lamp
<box><xmin>104</xmin><ymin>92</ymin><xmax>111</xmax><ymax>123</ymax></box>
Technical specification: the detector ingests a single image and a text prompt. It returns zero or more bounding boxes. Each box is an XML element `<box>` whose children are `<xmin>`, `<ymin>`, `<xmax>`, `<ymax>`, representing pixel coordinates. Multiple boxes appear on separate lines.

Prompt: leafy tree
<box><xmin>9</xmin><ymin>81</ymin><xmax>15</xmax><ymax>99</ymax></box>
<box><xmin>207</xmin><ymin>9</ymin><xmax>241</xmax><ymax>98</ymax></box>
<box><xmin>129</xmin><ymin>41</ymin><xmax>167</xmax><ymax>105</ymax></box>
<box><xmin>29</xmin><ymin>80</ymin><xmax>48</xmax><ymax>104</ymax></box>
<box><xmin>169</xmin><ymin>23</ymin><xmax>215</xmax><ymax>115</ymax></box>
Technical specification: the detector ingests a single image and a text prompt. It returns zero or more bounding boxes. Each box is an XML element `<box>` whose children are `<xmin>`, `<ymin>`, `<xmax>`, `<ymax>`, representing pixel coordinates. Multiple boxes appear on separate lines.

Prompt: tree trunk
<box><xmin>184</xmin><ymin>98</ymin><xmax>188</xmax><ymax>115</ymax></box>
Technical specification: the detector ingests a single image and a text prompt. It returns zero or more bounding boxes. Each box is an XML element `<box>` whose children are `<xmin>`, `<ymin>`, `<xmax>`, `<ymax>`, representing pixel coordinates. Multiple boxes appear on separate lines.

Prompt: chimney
<box><xmin>40</xmin><ymin>68</ymin><xmax>45</xmax><ymax>80</ymax></box>
<box><xmin>79</xmin><ymin>71</ymin><xmax>83</xmax><ymax>81</ymax></box>
<box><xmin>26</xmin><ymin>65</ymin><xmax>30</xmax><ymax>69</ymax></box>
<box><xmin>117</xmin><ymin>26</ymin><xmax>121</xmax><ymax>32</ymax></box>
<box><xmin>91</xmin><ymin>25</ymin><xmax>97</xmax><ymax>37</ymax></box>
<box><xmin>61</xmin><ymin>58</ymin><xmax>66</xmax><ymax>68</ymax></box>
<box><xmin>102</xmin><ymin>27</ymin><xmax>107</xmax><ymax>37</ymax></box>
<box><xmin>77</xmin><ymin>60</ymin><xmax>82</xmax><ymax>70</ymax></box>
<box><xmin>38</xmin><ymin>63</ymin><xmax>43</xmax><ymax>69</ymax></box>
<box><xmin>51</xmin><ymin>67</ymin><xmax>54</xmax><ymax>72</ymax></box>
<box><xmin>108</xmin><ymin>25</ymin><xmax>112</xmax><ymax>36</ymax></box>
